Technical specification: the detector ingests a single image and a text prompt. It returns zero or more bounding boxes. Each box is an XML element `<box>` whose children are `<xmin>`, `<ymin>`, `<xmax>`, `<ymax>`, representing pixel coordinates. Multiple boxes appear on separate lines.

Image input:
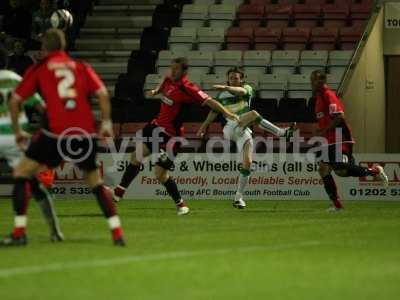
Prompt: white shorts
<box><xmin>223</xmin><ymin>120</ymin><xmax>253</xmax><ymax>153</ymax></box>
<box><xmin>0</xmin><ymin>135</ymin><xmax>21</xmax><ymax>168</ymax></box>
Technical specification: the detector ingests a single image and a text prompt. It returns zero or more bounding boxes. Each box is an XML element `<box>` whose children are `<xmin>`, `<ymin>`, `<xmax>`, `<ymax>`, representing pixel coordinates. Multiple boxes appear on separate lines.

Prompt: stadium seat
<box><xmin>244</xmin><ymin>73</ymin><xmax>259</xmax><ymax>90</ymax></box>
<box><xmin>193</xmin><ymin>0</ymin><xmax>215</xmax><ymax>5</ymax></box>
<box><xmin>254</xmin><ymin>27</ymin><xmax>282</xmax><ymax>51</ymax></box>
<box><xmin>222</xmin><ymin>0</ymin><xmax>245</xmax><ymax>5</ymax></box>
<box><xmin>339</xmin><ymin>26</ymin><xmax>363</xmax><ymax>50</ymax></box>
<box><xmin>258</xmin><ymin>74</ymin><xmax>287</xmax><ymax>102</ymax></box>
<box><xmin>152</xmin><ymin>3</ymin><xmax>181</xmax><ymax>29</ymax></box>
<box><xmin>226</xmin><ymin>27</ymin><xmax>253</xmax><ymax>51</ymax></box>
<box><xmin>140</xmin><ymin>26</ymin><xmax>170</xmax><ymax>52</ymax></box>
<box><xmin>168</xmin><ymin>27</ymin><xmax>196</xmax><ymax>52</ymax></box>
<box><xmin>187</xmin><ymin>51</ymin><xmax>214</xmax><ymax>75</ymax></box>
<box><xmin>350</xmin><ymin>2</ymin><xmax>373</xmax><ymax>27</ymax></box>
<box><xmin>293</xmin><ymin>4</ymin><xmax>321</xmax><ymax>28</ymax></box>
<box><xmin>310</xmin><ymin>27</ymin><xmax>338</xmax><ymax>50</ymax></box>
<box><xmin>197</xmin><ymin>27</ymin><xmax>225</xmax><ymax>52</ymax></box>
<box><xmin>322</xmin><ymin>4</ymin><xmax>349</xmax><ymax>28</ymax></box>
<box><xmin>187</xmin><ymin>73</ymin><xmax>202</xmax><ymax>87</ymax></box>
<box><xmin>156</xmin><ymin>50</ymin><xmax>186</xmax><ymax>74</ymax></box>
<box><xmin>214</xmin><ymin>51</ymin><xmax>243</xmax><ymax>75</ymax></box>
<box><xmin>328</xmin><ymin>50</ymin><xmax>353</xmax><ymax>78</ymax></box>
<box><xmin>287</xmin><ymin>74</ymin><xmax>313</xmax><ymax>103</ymax></box>
<box><xmin>144</xmin><ymin>74</ymin><xmax>164</xmax><ymax>99</ymax></box>
<box><xmin>201</xmin><ymin>74</ymin><xmax>225</xmax><ymax>98</ymax></box>
<box><xmin>243</xmin><ymin>50</ymin><xmax>271</xmax><ymax>76</ymax></box>
<box><xmin>115</xmin><ymin>74</ymin><xmax>146</xmax><ymax>103</ymax></box>
<box><xmin>180</xmin><ymin>4</ymin><xmax>209</xmax><ymax>28</ymax></box>
<box><xmin>281</xmin><ymin>27</ymin><xmax>311</xmax><ymax>50</ymax></box>
<box><xmin>265</xmin><ymin>4</ymin><xmax>293</xmax><ymax>28</ymax></box>
<box><xmin>271</xmin><ymin>50</ymin><xmax>299</xmax><ymax>75</ymax></box>
<box><xmin>209</xmin><ymin>4</ymin><xmax>237</xmax><ymax>30</ymax></box>
<box><xmin>238</xmin><ymin>4</ymin><xmax>265</xmax><ymax>28</ymax></box>
<box><xmin>299</xmin><ymin>50</ymin><xmax>328</xmax><ymax>75</ymax></box>
<box><xmin>327</xmin><ymin>74</ymin><xmax>342</xmax><ymax>91</ymax></box>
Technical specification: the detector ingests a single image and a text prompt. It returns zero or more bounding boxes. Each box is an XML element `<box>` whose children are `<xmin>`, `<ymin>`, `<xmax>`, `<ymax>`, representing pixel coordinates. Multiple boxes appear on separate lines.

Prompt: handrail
<box><xmin>337</xmin><ymin>2</ymin><xmax>383</xmax><ymax>97</ymax></box>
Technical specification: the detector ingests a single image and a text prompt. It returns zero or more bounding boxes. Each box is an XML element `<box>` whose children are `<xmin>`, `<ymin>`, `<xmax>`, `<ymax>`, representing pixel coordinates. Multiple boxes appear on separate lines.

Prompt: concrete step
<box><xmin>98</xmin><ymin>0</ymin><xmax>162</xmax><ymax>5</ymax></box>
<box><xmin>84</xmin><ymin>15</ymin><xmax>152</xmax><ymax>28</ymax></box>
<box><xmin>93</xmin><ymin>5</ymin><xmax>156</xmax><ymax>16</ymax></box>
<box><xmin>75</xmin><ymin>38</ymin><xmax>140</xmax><ymax>51</ymax></box>
<box><xmin>80</xmin><ymin>27</ymin><xmax>143</xmax><ymax>38</ymax></box>
<box><xmin>70</xmin><ymin>50</ymin><xmax>131</xmax><ymax>63</ymax></box>
<box><xmin>91</xmin><ymin>62</ymin><xmax>127</xmax><ymax>74</ymax></box>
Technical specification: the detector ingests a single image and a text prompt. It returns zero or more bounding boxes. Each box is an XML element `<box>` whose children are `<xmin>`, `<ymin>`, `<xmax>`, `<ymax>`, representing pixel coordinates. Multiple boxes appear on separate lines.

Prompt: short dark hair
<box><xmin>0</xmin><ymin>45</ymin><xmax>8</xmax><ymax>69</ymax></box>
<box><xmin>172</xmin><ymin>57</ymin><xmax>188</xmax><ymax>72</ymax></box>
<box><xmin>311</xmin><ymin>70</ymin><xmax>327</xmax><ymax>82</ymax></box>
<box><xmin>227</xmin><ymin>67</ymin><xmax>244</xmax><ymax>79</ymax></box>
<box><xmin>42</xmin><ymin>28</ymin><xmax>67</xmax><ymax>52</ymax></box>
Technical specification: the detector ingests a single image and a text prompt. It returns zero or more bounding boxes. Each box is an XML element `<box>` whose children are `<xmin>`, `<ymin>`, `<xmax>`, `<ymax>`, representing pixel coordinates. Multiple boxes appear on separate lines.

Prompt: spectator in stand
<box><xmin>2</xmin><ymin>0</ymin><xmax>32</xmax><ymax>41</ymax></box>
<box><xmin>31</xmin><ymin>0</ymin><xmax>56</xmax><ymax>44</ymax></box>
<box><xmin>8</xmin><ymin>39</ymin><xmax>33</xmax><ymax>75</ymax></box>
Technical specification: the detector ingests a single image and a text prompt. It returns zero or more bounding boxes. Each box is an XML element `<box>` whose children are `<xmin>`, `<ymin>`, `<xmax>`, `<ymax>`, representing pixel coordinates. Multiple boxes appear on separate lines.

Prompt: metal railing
<box><xmin>337</xmin><ymin>2</ymin><xmax>383</xmax><ymax>97</ymax></box>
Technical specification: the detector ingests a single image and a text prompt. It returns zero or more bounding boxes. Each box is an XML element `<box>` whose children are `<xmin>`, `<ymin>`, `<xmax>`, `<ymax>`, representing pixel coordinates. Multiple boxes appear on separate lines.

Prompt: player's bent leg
<box><xmin>113</xmin><ymin>142</ymin><xmax>151</xmax><ymax>202</ymax></box>
<box><xmin>241</xmin><ymin>110</ymin><xmax>296</xmax><ymax>139</ymax></box>
<box><xmin>85</xmin><ymin>169</ymin><xmax>126</xmax><ymax>246</ymax></box>
<box><xmin>1</xmin><ymin>157</ymin><xmax>41</xmax><ymax>247</ymax></box>
<box><xmin>318</xmin><ymin>162</ymin><xmax>343</xmax><ymax>211</ymax></box>
<box><xmin>31</xmin><ymin>172</ymin><xmax>64</xmax><ymax>242</ymax></box>
<box><xmin>234</xmin><ymin>140</ymin><xmax>252</xmax><ymax>209</ymax></box>
<box><xmin>332</xmin><ymin>163</ymin><xmax>389</xmax><ymax>187</ymax></box>
<box><xmin>155</xmin><ymin>166</ymin><xmax>189</xmax><ymax>216</ymax></box>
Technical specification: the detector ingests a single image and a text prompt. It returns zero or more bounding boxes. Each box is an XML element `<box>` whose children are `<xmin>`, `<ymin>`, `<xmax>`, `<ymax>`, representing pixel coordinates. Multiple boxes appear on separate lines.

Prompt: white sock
<box><xmin>237</xmin><ymin>170</ymin><xmax>250</xmax><ymax>195</ymax></box>
<box><xmin>258</xmin><ymin>118</ymin><xmax>285</xmax><ymax>137</ymax></box>
<box><xmin>14</xmin><ymin>215</ymin><xmax>27</xmax><ymax>228</ymax></box>
<box><xmin>107</xmin><ymin>215</ymin><xmax>121</xmax><ymax>230</ymax></box>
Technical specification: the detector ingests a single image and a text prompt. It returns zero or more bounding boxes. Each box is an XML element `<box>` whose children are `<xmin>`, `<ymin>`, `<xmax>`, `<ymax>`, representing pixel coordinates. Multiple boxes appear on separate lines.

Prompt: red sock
<box><xmin>12</xmin><ymin>227</ymin><xmax>26</xmax><ymax>238</ymax></box>
<box><xmin>112</xmin><ymin>227</ymin><xmax>124</xmax><ymax>241</ymax></box>
<box><xmin>333</xmin><ymin>199</ymin><xmax>343</xmax><ymax>209</ymax></box>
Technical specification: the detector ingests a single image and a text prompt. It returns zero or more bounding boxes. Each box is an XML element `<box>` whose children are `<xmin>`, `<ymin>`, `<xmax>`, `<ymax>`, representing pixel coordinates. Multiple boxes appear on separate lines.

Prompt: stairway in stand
<box><xmin>71</xmin><ymin>0</ymin><xmax>162</xmax><ymax>96</ymax></box>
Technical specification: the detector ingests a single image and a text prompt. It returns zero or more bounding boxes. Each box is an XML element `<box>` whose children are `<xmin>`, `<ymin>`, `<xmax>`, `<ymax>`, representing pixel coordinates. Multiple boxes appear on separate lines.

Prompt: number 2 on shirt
<box><xmin>55</xmin><ymin>69</ymin><xmax>77</xmax><ymax>99</ymax></box>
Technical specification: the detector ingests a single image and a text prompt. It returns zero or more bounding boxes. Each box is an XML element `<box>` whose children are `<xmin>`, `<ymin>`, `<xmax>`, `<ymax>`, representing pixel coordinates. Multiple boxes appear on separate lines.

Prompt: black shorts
<box><xmin>25</xmin><ymin>131</ymin><xmax>99</xmax><ymax>171</ymax></box>
<box><xmin>142</xmin><ymin>124</ymin><xmax>181</xmax><ymax>171</ymax></box>
<box><xmin>316</xmin><ymin>143</ymin><xmax>355</xmax><ymax>167</ymax></box>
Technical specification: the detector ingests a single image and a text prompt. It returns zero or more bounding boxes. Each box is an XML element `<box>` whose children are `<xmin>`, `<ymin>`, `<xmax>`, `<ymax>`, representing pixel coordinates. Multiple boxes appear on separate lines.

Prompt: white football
<box><xmin>50</xmin><ymin>9</ymin><xmax>74</xmax><ymax>31</ymax></box>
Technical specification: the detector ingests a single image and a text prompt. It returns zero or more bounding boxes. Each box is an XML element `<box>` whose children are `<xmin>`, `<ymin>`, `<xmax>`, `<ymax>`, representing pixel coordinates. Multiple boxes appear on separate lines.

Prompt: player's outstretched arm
<box><xmin>197</xmin><ymin>110</ymin><xmax>219</xmax><ymax>138</ymax></box>
<box><xmin>213</xmin><ymin>85</ymin><xmax>247</xmax><ymax>96</ymax></box>
<box><xmin>96</xmin><ymin>90</ymin><xmax>113</xmax><ymax>139</ymax></box>
<box><xmin>203</xmin><ymin>98</ymin><xmax>239</xmax><ymax>123</ymax></box>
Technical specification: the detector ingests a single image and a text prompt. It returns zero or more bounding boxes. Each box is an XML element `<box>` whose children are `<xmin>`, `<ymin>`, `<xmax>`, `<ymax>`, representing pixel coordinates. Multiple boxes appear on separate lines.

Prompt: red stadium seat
<box><xmin>282</xmin><ymin>27</ymin><xmax>310</xmax><ymax>50</ymax></box>
<box><xmin>310</xmin><ymin>27</ymin><xmax>338</xmax><ymax>50</ymax></box>
<box><xmin>265</xmin><ymin>4</ymin><xmax>293</xmax><ymax>28</ymax></box>
<box><xmin>238</xmin><ymin>4</ymin><xmax>265</xmax><ymax>28</ymax></box>
<box><xmin>339</xmin><ymin>26</ymin><xmax>363</xmax><ymax>50</ymax></box>
<box><xmin>350</xmin><ymin>2</ymin><xmax>373</xmax><ymax>27</ymax></box>
<box><xmin>303</xmin><ymin>0</ymin><xmax>327</xmax><ymax>4</ymax></box>
<box><xmin>226</xmin><ymin>27</ymin><xmax>253</xmax><ymax>51</ymax></box>
<box><xmin>254</xmin><ymin>27</ymin><xmax>282</xmax><ymax>51</ymax></box>
<box><xmin>322</xmin><ymin>4</ymin><xmax>349</xmax><ymax>28</ymax></box>
<box><xmin>249</xmin><ymin>0</ymin><xmax>272</xmax><ymax>4</ymax></box>
<box><xmin>293</xmin><ymin>4</ymin><xmax>321</xmax><ymax>28</ymax></box>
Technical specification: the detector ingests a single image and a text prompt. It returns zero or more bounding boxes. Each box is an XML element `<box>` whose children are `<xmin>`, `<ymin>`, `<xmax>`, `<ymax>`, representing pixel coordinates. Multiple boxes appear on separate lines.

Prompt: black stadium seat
<box><xmin>140</xmin><ymin>26</ymin><xmax>170</xmax><ymax>53</ymax></box>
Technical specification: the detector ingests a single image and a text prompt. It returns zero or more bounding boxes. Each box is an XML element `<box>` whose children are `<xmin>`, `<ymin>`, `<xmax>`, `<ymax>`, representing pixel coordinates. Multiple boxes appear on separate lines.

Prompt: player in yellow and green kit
<box><xmin>197</xmin><ymin>67</ymin><xmax>295</xmax><ymax>208</ymax></box>
<box><xmin>0</xmin><ymin>50</ymin><xmax>63</xmax><ymax>245</ymax></box>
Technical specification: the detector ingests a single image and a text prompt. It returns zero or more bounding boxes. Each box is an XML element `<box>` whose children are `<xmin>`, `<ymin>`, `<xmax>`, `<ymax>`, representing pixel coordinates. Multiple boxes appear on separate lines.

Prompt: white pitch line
<box><xmin>0</xmin><ymin>240</ymin><xmax>322</xmax><ymax>278</ymax></box>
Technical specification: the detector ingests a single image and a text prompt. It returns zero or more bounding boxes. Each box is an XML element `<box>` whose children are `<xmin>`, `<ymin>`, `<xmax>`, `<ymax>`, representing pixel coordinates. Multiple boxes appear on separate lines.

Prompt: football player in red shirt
<box><xmin>1</xmin><ymin>29</ymin><xmax>125</xmax><ymax>246</ymax></box>
<box><xmin>312</xmin><ymin>70</ymin><xmax>388</xmax><ymax>211</ymax></box>
<box><xmin>113</xmin><ymin>57</ymin><xmax>239</xmax><ymax>215</ymax></box>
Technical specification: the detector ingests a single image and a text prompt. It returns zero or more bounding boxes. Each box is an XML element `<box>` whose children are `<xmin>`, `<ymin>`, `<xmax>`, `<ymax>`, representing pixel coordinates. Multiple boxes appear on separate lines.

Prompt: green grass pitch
<box><xmin>0</xmin><ymin>199</ymin><xmax>399</xmax><ymax>300</ymax></box>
